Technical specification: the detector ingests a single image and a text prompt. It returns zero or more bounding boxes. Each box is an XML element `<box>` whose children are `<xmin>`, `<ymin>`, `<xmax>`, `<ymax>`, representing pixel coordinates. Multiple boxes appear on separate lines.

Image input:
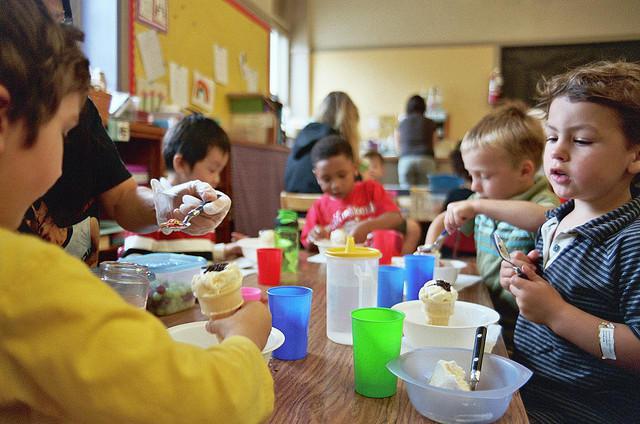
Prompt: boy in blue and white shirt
<box><xmin>501</xmin><ymin>61</ymin><xmax>640</xmax><ymax>423</ymax></box>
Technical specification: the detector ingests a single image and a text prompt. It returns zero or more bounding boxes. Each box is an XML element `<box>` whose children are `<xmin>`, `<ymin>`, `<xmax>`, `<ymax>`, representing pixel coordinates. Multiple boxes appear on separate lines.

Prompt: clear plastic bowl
<box><xmin>387</xmin><ymin>347</ymin><xmax>532</xmax><ymax>423</ymax></box>
<box><xmin>237</xmin><ymin>237</ymin><xmax>273</xmax><ymax>263</ymax></box>
<box><xmin>391</xmin><ymin>300</ymin><xmax>500</xmax><ymax>349</ymax></box>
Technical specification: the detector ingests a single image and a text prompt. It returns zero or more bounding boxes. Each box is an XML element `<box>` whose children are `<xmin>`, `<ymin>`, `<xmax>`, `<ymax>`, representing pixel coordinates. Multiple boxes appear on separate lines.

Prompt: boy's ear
<box><xmin>519</xmin><ymin>159</ymin><xmax>535</xmax><ymax>178</ymax></box>
<box><xmin>627</xmin><ymin>145</ymin><xmax>640</xmax><ymax>175</ymax></box>
<box><xmin>172</xmin><ymin>153</ymin><xmax>187</xmax><ymax>174</ymax></box>
<box><xmin>0</xmin><ymin>84</ymin><xmax>11</xmax><ymax>154</ymax></box>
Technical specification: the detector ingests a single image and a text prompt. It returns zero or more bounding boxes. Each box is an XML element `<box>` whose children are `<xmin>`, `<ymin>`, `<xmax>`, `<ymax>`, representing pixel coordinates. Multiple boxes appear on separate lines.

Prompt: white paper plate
<box><xmin>455</xmin><ymin>274</ymin><xmax>483</xmax><ymax>290</ymax></box>
<box><xmin>168</xmin><ymin>321</ymin><xmax>285</xmax><ymax>362</ymax></box>
<box><xmin>307</xmin><ymin>253</ymin><xmax>325</xmax><ymax>264</ymax></box>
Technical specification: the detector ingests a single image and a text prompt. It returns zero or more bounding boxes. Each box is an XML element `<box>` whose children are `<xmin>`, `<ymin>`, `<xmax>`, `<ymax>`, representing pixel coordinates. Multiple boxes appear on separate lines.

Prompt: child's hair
<box><xmin>311</xmin><ymin>135</ymin><xmax>354</xmax><ymax>166</ymax></box>
<box><xmin>363</xmin><ymin>150</ymin><xmax>384</xmax><ymax>165</ymax></box>
<box><xmin>406</xmin><ymin>94</ymin><xmax>427</xmax><ymax>115</ymax></box>
<box><xmin>537</xmin><ymin>60</ymin><xmax>640</xmax><ymax>148</ymax></box>
<box><xmin>163</xmin><ymin>114</ymin><xmax>231</xmax><ymax>171</ymax></box>
<box><xmin>461</xmin><ymin>100</ymin><xmax>545</xmax><ymax>169</ymax></box>
<box><xmin>450</xmin><ymin>140</ymin><xmax>471</xmax><ymax>181</ymax></box>
<box><xmin>0</xmin><ymin>0</ymin><xmax>90</xmax><ymax>146</ymax></box>
<box><xmin>314</xmin><ymin>92</ymin><xmax>360</xmax><ymax>159</ymax></box>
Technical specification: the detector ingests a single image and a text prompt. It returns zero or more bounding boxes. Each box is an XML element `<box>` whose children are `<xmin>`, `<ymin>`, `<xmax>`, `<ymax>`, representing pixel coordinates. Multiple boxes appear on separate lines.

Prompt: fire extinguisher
<box><xmin>488</xmin><ymin>68</ymin><xmax>503</xmax><ymax>106</ymax></box>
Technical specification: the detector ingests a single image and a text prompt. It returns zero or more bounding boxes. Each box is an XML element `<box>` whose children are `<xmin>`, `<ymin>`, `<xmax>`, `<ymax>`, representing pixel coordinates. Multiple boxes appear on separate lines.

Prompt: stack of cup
<box><xmin>404</xmin><ymin>254</ymin><xmax>435</xmax><ymax>301</ymax></box>
<box><xmin>267</xmin><ymin>286</ymin><xmax>313</xmax><ymax>360</ymax></box>
<box><xmin>352</xmin><ymin>307</ymin><xmax>405</xmax><ymax>398</ymax></box>
<box><xmin>257</xmin><ymin>248</ymin><xmax>282</xmax><ymax>285</ymax></box>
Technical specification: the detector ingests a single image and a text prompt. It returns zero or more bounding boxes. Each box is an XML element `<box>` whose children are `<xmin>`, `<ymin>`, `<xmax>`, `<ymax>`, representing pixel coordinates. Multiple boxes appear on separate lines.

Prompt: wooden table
<box><xmin>160</xmin><ymin>255</ymin><xmax>529</xmax><ymax>423</ymax></box>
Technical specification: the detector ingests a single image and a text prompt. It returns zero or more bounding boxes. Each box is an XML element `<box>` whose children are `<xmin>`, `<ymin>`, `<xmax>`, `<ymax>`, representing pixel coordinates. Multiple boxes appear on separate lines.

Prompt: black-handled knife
<box><xmin>469</xmin><ymin>326</ymin><xmax>487</xmax><ymax>391</ymax></box>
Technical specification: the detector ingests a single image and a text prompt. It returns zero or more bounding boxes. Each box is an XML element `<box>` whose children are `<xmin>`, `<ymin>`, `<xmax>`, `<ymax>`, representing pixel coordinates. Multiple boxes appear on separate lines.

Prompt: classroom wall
<box><xmin>312</xmin><ymin>45</ymin><xmax>495</xmax><ymax>142</ymax></box>
<box><xmin>309</xmin><ymin>0</ymin><xmax>640</xmax><ymax>50</ymax></box>
<box><xmin>132</xmin><ymin>0</ymin><xmax>270</xmax><ymax>127</ymax></box>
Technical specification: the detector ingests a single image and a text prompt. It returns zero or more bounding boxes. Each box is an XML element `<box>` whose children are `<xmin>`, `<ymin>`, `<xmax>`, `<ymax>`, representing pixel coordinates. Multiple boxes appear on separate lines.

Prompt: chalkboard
<box><xmin>501</xmin><ymin>40</ymin><xmax>640</xmax><ymax>106</ymax></box>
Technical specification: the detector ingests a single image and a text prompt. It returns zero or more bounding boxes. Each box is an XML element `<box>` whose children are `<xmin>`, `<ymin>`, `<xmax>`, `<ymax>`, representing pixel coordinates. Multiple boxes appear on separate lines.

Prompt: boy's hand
<box><xmin>443</xmin><ymin>200</ymin><xmax>476</xmax><ymax>234</ymax></box>
<box><xmin>224</xmin><ymin>242</ymin><xmax>242</xmax><ymax>258</ymax></box>
<box><xmin>308</xmin><ymin>225</ymin><xmax>330</xmax><ymax>244</ymax></box>
<box><xmin>509</xmin><ymin>263</ymin><xmax>566</xmax><ymax>326</ymax></box>
<box><xmin>349</xmin><ymin>221</ymin><xmax>371</xmax><ymax>244</ymax></box>
<box><xmin>206</xmin><ymin>301</ymin><xmax>272</xmax><ymax>350</ymax></box>
<box><xmin>499</xmin><ymin>250</ymin><xmax>539</xmax><ymax>292</ymax></box>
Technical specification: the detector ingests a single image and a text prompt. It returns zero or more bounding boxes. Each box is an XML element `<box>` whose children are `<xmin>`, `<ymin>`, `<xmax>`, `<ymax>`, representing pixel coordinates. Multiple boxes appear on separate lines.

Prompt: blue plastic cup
<box><xmin>267</xmin><ymin>286</ymin><xmax>313</xmax><ymax>360</ymax></box>
<box><xmin>377</xmin><ymin>266</ymin><xmax>405</xmax><ymax>308</ymax></box>
<box><xmin>404</xmin><ymin>254</ymin><xmax>435</xmax><ymax>301</ymax></box>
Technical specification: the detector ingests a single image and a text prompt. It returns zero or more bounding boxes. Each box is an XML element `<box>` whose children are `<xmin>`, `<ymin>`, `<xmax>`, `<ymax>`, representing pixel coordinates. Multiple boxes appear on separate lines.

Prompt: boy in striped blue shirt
<box><xmin>425</xmin><ymin>101</ymin><xmax>559</xmax><ymax>349</ymax></box>
<box><xmin>500</xmin><ymin>61</ymin><xmax>640</xmax><ymax>422</ymax></box>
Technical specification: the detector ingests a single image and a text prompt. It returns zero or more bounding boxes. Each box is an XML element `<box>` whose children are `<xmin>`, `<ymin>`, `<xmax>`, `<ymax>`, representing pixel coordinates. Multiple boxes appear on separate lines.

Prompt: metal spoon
<box><xmin>415</xmin><ymin>230</ymin><xmax>448</xmax><ymax>254</ymax></box>
<box><xmin>469</xmin><ymin>326</ymin><xmax>487</xmax><ymax>391</ymax></box>
<box><xmin>492</xmin><ymin>233</ymin><xmax>526</xmax><ymax>278</ymax></box>
<box><xmin>159</xmin><ymin>200</ymin><xmax>211</xmax><ymax>231</ymax></box>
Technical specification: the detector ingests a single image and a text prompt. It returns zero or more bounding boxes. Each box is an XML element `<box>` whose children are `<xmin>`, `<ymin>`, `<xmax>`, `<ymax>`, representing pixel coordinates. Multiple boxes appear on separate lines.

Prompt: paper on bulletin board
<box><xmin>192</xmin><ymin>71</ymin><xmax>215</xmax><ymax>112</ymax></box>
<box><xmin>245</xmin><ymin>68</ymin><xmax>258</xmax><ymax>92</ymax></box>
<box><xmin>136</xmin><ymin>30</ymin><xmax>165</xmax><ymax>82</ymax></box>
<box><xmin>170</xmin><ymin>62</ymin><xmax>189</xmax><ymax>108</ymax></box>
<box><xmin>214</xmin><ymin>44</ymin><xmax>229</xmax><ymax>86</ymax></box>
<box><xmin>137</xmin><ymin>0</ymin><xmax>168</xmax><ymax>32</ymax></box>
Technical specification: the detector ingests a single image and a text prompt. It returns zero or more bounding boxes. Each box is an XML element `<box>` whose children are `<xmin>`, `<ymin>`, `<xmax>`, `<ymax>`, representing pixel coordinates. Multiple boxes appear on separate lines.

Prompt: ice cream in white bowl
<box><xmin>392</xmin><ymin>300</ymin><xmax>499</xmax><ymax>349</ymax></box>
<box><xmin>167</xmin><ymin>321</ymin><xmax>285</xmax><ymax>363</ymax></box>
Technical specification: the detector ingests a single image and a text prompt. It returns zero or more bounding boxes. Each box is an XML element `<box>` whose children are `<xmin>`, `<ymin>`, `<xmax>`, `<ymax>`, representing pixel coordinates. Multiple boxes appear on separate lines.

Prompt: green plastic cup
<box><xmin>351</xmin><ymin>307</ymin><xmax>405</xmax><ymax>398</ymax></box>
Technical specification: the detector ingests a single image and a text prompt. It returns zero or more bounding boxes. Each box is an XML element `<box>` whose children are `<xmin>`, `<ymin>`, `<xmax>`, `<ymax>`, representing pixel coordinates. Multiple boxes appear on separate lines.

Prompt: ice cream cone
<box><xmin>192</xmin><ymin>263</ymin><xmax>244</xmax><ymax>319</ymax></box>
<box><xmin>425</xmin><ymin>299</ymin><xmax>455</xmax><ymax>326</ymax></box>
<box><xmin>198</xmin><ymin>291</ymin><xmax>243</xmax><ymax>318</ymax></box>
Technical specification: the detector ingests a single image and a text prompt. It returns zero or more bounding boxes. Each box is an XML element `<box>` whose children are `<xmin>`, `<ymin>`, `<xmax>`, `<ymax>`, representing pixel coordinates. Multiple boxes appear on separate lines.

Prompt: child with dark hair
<box><xmin>0</xmin><ymin>2</ymin><xmax>273</xmax><ymax>422</ymax></box>
<box><xmin>123</xmin><ymin>114</ymin><xmax>242</xmax><ymax>261</ymax></box>
<box><xmin>302</xmin><ymin>135</ymin><xmax>404</xmax><ymax>249</ymax></box>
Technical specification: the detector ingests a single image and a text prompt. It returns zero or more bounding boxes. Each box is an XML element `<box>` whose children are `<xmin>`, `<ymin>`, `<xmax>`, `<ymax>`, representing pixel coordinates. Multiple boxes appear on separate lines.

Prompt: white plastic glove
<box><xmin>151</xmin><ymin>178</ymin><xmax>231</xmax><ymax>235</ymax></box>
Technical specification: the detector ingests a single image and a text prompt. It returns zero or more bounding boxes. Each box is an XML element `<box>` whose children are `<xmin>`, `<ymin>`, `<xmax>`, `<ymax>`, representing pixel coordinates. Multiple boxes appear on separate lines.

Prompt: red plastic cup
<box><xmin>257</xmin><ymin>248</ymin><xmax>282</xmax><ymax>285</ymax></box>
<box><xmin>241</xmin><ymin>287</ymin><xmax>262</xmax><ymax>301</ymax></box>
<box><xmin>371</xmin><ymin>230</ymin><xmax>402</xmax><ymax>265</ymax></box>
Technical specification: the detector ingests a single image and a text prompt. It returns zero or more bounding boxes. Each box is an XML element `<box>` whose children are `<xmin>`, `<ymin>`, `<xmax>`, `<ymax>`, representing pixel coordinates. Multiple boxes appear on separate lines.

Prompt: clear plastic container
<box><xmin>100</xmin><ymin>261</ymin><xmax>152</xmax><ymax>309</ymax></box>
<box><xmin>387</xmin><ymin>347</ymin><xmax>532</xmax><ymax>424</ymax></box>
<box><xmin>120</xmin><ymin>253</ymin><xmax>206</xmax><ymax>316</ymax></box>
<box><xmin>325</xmin><ymin>237</ymin><xmax>381</xmax><ymax>345</ymax></box>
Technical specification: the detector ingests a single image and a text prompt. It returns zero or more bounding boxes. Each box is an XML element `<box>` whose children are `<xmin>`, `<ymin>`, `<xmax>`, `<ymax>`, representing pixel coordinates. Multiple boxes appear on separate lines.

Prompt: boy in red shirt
<box><xmin>302</xmin><ymin>135</ymin><xmax>403</xmax><ymax>248</ymax></box>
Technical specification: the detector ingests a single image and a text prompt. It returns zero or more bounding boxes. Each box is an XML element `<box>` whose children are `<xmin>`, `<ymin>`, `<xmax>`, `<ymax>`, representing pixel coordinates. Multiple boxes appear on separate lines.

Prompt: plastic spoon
<box><xmin>492</xmin><ymin>233</ymin><xmax>526</xmax><ymax>278</ymax></box>
<box><xmin>469</xmin><ymin>326</ymin><xmax>487</xmax><ymax>391</ymax></box>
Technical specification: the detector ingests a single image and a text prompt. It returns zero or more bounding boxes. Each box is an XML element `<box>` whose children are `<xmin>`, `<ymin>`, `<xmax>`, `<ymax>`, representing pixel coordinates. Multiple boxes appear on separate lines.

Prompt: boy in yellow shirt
<box><xmin>0</xmin><ymin>2</ymin><xmax>273</xmax><ymax>423</ymax></box>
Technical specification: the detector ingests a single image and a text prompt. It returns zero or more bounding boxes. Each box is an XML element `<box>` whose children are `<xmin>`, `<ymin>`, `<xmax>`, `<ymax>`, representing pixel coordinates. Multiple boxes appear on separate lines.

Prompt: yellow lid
<box><xmin>325</xmin><ymin>236</ymin><xmax>382</xmax><ymax>258</ymax></box>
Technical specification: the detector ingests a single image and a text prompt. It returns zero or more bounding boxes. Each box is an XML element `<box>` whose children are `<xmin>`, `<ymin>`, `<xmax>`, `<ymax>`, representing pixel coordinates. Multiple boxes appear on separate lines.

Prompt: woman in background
<box><xmin>284</xmin><ymin>91</ymin><xmax>360</xmax><ymax>193</ymax></box>
<box><xmin>396</xmin><ymin>94</ymin><xmax>437</xmax><ymax>186</ymax></box>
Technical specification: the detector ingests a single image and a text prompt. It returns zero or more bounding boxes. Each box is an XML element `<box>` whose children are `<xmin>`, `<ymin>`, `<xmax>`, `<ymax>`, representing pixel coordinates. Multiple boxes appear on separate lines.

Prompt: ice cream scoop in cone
<box><xmin>419</xmin><ymin>279</ymin><xmax>458</xmax><ymax>326</ymax></box>
<box><xmin>192</xmin><ymin>263</ymin><xmax>244</xmax><ymax>318</ymax></box>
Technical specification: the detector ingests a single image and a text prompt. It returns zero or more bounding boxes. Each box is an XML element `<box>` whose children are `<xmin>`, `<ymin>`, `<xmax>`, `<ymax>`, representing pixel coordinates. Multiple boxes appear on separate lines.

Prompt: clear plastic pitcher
<box><xmin>325</xmin><ymin>237</ymin><xmax>381</xmax><ymax>345</ymax></box>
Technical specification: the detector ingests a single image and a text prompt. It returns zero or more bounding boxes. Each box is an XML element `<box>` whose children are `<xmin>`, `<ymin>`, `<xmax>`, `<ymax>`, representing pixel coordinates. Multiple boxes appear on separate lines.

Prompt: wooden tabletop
<box><xmin>160</xmin><ymin>255</ymin><xmax>529</xmax><ymax>423</ymax></box>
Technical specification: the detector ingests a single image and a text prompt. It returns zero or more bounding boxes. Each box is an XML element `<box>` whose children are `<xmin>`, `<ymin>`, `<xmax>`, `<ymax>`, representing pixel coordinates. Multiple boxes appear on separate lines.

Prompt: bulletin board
<box><xmin>131</xmin><ymin>0</ymin><xmax>270</xmax><ymax>127</ymax></box>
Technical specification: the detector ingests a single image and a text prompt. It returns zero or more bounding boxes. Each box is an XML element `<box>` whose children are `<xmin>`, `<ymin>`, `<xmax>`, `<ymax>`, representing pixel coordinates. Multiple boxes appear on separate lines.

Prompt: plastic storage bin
<box><xmin>427</xmin><ymin>174</ymin><xmax>465</xmax><ymax>194</ymax></box>
<box><xmin>387</xmin><ymin>347</ymin><xmax>532</xmax><ymax>423</ymax></box>
<box><xmin>120</xmin><ymin>253</ymin><xmax>206</xmax><ymax>316</ymax></box>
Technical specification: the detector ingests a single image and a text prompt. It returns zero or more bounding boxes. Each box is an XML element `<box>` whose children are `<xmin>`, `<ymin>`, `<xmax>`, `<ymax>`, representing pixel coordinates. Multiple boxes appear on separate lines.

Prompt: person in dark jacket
<box><xmin>284</xmin><ymin>91</ymin><xmax>360</xmax><ymax>193</ymax></box>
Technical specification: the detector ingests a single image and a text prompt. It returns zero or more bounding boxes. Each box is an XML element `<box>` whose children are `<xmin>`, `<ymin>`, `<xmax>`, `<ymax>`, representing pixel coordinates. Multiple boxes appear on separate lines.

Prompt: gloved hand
<box><xmin>151</xmin><ymin>178</ymin><xmax>231</xmax><ymax>235</ymax></box>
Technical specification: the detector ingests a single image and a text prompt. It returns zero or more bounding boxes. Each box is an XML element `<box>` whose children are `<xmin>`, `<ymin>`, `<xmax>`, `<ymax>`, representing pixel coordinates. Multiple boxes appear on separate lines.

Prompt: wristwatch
<box><xmin>598</xmin><ymin>321</ymin><xmax>616</xmax><ymax>360</ymax></box>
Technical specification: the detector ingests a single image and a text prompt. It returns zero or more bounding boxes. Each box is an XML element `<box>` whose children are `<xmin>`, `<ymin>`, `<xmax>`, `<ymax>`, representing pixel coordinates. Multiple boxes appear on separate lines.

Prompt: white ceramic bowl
<box><xmin>433</xmin><ymin>259</ymin><xmax>467</xmax><ymax>284</ymax></box>
<box><xmin>167</xmin><ymin>321</ymin><xmax>285</xmax><ymax>362</ymax></box>
<box><xmin>387</xmin><ymin>347</ymin><xmax>532</xmax><ymax>423</ymax></box>
<box><xmin>236</xmin><ymin>237</ymin><xmax>273</xmax><ymax>263</ymax></box>
<box><xmin>391</xmin><ymin>300</ymin><xmax>500</xmax><ymax>349</ymax></box>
